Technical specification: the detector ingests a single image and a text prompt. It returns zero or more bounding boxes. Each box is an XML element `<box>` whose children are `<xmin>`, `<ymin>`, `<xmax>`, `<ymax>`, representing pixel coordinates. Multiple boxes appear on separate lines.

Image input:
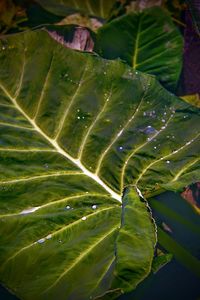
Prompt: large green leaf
<box><xmin>35</xmin><ymin>0</ymin><xmax>117</xmax><ymax>19</ymax></box>
<box><xmin>96</xmin><ymin>7</ymin><xmax>183</xmax><ymax>91</ymax></box>
<box><xmin>0</xmin><ymin>30</ymin><xmax>199</xmax><ymax>299</ymax></box>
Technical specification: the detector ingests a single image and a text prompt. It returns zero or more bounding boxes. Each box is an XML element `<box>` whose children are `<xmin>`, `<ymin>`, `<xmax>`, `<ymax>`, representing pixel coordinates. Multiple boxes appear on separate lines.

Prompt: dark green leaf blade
<box><xmin>0</xmin><ymin>29</ymin><xmax>156</xmax><ymax>300</ymax></box>
<box><xmin>152</xmin><ymin>251</ymin><xmax>173</xmax><ymax>274</ymax></box>
<box><xmin>0</xmin><ymin>29</ymin><xmax>199</xmax><ymax>299</ymax></box>
<box><xmin>96</xmin><ymin>7</ymin><xmax>183</xmax><ymax>91</ymax></box>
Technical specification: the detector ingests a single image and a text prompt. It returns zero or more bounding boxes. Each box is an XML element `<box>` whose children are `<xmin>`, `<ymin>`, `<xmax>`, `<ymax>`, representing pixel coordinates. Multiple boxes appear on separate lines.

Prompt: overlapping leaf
<box><xmin>35</xmin><ymin>0</ymin><xmax>117</xmax><ymax>19</ymax></box>
<box><xmin>0</xmin><ymin>29</ymin><xmax>199</xmax><ymax>300</ymax></box>
<box><xmin>96</xmin><ymin>7</ymin><xmax>183</xmax><ymax>91</ymax></box>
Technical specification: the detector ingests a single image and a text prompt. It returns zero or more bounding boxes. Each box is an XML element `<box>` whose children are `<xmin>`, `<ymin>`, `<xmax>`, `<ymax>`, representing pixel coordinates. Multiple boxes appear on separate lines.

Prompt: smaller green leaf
<box><xmin>96</xmin><ymin>7</ymin><xmax>183</xmax><ymax>91</ymax></box>
<box><xmin>152</xmin><ymin>249</ymin><xmax>173</xmax><ymax>274</ymax></box>
<box><xmin>113</xmin><ymin>187</ymin><xmax>156</xmax><ymax>293</ymax></box>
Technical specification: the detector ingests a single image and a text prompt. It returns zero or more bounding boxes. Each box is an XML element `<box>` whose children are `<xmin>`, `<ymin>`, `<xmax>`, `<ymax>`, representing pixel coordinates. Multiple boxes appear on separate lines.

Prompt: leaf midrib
<box><xmin>0</xmin><ymin>83</ymin><xmax>122</xmax><ymax>202</ymax></box>
<box><xmin>132</xmin><ymin>13</ymin><xmax>142</xmax><ymax>68</ymax></box>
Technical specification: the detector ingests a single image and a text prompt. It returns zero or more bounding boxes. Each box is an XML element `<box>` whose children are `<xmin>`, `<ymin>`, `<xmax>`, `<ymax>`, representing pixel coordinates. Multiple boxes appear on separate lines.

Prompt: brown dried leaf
<box><xmin>181</xmin><ymin>183</ymin><xmax>200</xmax><ymax>214</ymax></box>
<box><xmin>162</xmin><ymin>222</ymin><xmax>173</xmax><ymax>233</ymax></box>
<box><xmin>48</xmin><ymin>26</ymin><xmax>94</xmax><ymax>52</ymax></box>
<box><xmin>57</xmin><ymin>13</ymin><xmax>103</xmax><ymax>32</ymax></box>
<box><xmin>126</xmin><ymin>0</ymin><xmax>163</xmax><ymax>13</ymax></box>
<box><xmin>181</xmin><ymin>94</ymin><xmax>200</xmax><ymax>108</ymax></box>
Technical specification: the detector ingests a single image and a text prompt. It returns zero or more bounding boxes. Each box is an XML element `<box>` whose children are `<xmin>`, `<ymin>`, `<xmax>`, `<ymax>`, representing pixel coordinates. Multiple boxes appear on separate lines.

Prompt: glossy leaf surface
<box><xmin>96</xmin><ymin>7</ymin><xmax>183</xmax><ymax>91</ymax></box>
<box><xmin>0</xmin><ymin>30</ymin><xmax>199</xmax><ymax>299</ymax></box>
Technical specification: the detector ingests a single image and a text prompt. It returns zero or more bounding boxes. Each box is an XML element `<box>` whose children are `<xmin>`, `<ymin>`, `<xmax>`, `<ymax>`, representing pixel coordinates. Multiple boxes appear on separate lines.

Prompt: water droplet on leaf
<box><xmin>143</xmin><ymin>126</ymin><xmax>158</xmax><ymax>135</ymax></box>
<box><xmin>46</xmin><ymin>234</ymin><xmax>52</xmax><ymax>240</ymax></box>
<box><xmin>37</xmin><ymin>238</ymin><xmax>45</xmax><ymax>244</ymax></box>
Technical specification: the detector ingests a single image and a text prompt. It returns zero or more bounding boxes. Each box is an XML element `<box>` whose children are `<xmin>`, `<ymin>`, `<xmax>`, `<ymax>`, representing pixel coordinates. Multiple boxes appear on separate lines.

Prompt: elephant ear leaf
<box><xmin>35</xmin><ymin>0</ymin><xmax>117</xmax><ymax>19</ymax></box>
<box><xmin>0</xmin><ymin>30</ymin><xmax>199</xmax><ymax>300</ymax></box>
<box><xmin>96</xmin><ymin>7</ymin><xmax>183</xmax><ymax>91</ymax></box>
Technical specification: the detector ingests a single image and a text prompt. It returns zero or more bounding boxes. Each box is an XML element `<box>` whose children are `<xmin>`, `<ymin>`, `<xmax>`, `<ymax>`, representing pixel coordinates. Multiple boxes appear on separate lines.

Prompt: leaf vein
<box><xmin>33</xmin><ymin>51</ymin><xmax>55</xmax><ymax>120</ymax></box>
<box><xmin>95</xmin><ymin>86</ymin><xmax>146</xmax><ymax>175</ymax></box>
<box><xmin>172</xmin><ymin>157</ymin><xmax>200</xmax><ymax>182</ymax></box>
<box><xmin>121</xmin><ymin>114</ymin><xmax>173</xmax><ymax>190</ymax></box>
<box><xmin>78</xmin><ymin>87</ymin><xmax>112</xmax><ymax>160</ymax></box>
<box><xmin>0</xmin><ymin>171</ymin><xmax>83</xmax><ymax>185</ymax></box>
<box><xmin>0</xmin><ymin>121</ymin><xmax>34</xmax><ymax>130</ymax></box>
<box><xmin>0</xmin><ymin>83</ymin><xmax>121</xmax><ymax>202</ymax></box>
<box><xmin>2</xmin><ymin>206</ymin><xmax>118</xmax><ymax>268</ymax></box>
<box><xmin>135</xmin><ymin>133</ymin><xmax>200</xmax><ymax>185</ymax></box>
<box><xmin>54</xmin><ymin>59</ymin><xmax>89</xmax><ymax>140</ymax></box>
<box><xmin>45</xmin><ymin>224</ymin><xmax>119</xmax><ymax>293</ymax></box>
